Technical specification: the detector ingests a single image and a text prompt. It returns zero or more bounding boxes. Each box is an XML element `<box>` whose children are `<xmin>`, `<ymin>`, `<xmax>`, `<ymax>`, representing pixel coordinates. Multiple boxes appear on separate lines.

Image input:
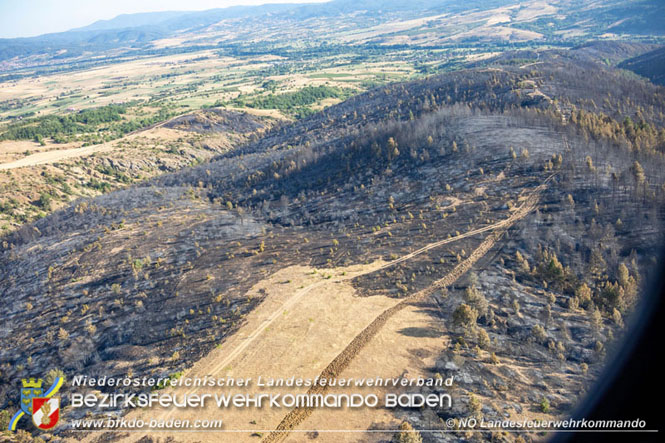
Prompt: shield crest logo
<box><xmin>9</xmin><ymin>377</ymin><xmax>63</xmax><ymax>432</ymax></box>
<box><xmin>31</xmin><ymin>397</ymin><xmax>59</xmax><ymax>430</ymax></box>
<box><xmin>20</xmin><ymin>380</ymin><xmax>44</xmax><ymax>415</ymax></box>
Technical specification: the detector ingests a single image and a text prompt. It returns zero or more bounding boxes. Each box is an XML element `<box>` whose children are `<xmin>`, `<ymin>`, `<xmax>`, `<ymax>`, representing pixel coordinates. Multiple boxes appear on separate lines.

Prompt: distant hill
<box><xmin>569</xmin><ymin>40</ymin><xmax>656</xmax><ymax>65</ymax></box>
<box><xmin>1</xmin><ymin>0</ymin><xmax>664</xmax><ymax>70</ymax></box>
<box><xmin>619</xmin><ymin>46</ymin><xmax>665</xmax><ymax>85</ymax></box>
<box><xmin>0</xmin><ymin>0</ymin><xmax>502</xmax><ymax>64</ymax></box>
<box><xmin>74</xmin><ymin>11</ymin><xmax>187</xmax><ymax>32</ymax></box>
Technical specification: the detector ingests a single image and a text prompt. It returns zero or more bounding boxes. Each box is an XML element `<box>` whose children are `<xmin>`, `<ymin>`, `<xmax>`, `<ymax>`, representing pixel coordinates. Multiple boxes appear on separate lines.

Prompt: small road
<box><xmin>0</xmin><ymin>143</ymin><xmax>115</xmax><ymax>170</ymax></box>
<box><xmin>171</xmin><ymin>182</ymin><xmax>546</xmax><ymax>407</ymax></box>
<box><xmin>94</xmin><ymin>176</ymin><xmax>550</xmax><ymax>443</ymax></box>
<box><xmin>263</xmin><ymin>179</ymin><xmax>547</xmax><ymax>442</ymax></box>
<box><xmin>0</xmin><ymin>114</ymin><xmax>180</xmax><ymax>170</ymax></box>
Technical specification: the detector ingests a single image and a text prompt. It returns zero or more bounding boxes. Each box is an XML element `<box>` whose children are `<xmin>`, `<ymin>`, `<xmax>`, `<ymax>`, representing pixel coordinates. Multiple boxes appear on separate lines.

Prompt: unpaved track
<box><xmin>162</xmin><ymin>183</ymin><xmax>544</xmax><ymax>412</ymax></box>
<box><xmin>86</xmin><ymin>178</ymin><xmax>548</xmax><ymax>443</ymax></box>
<box><xmin>0</xmin><ymin>116</ymin><xmax>178</xmax><ymax>170</ymax></box>
<box><xmin>263</xmin><ymin>180</ymin><xmax>546</xmax><ymax>443</ymax></box>
<box><xmin>0</xmin><ymin>143</ymin><xmax>116</xmax><ymax>170</ymax></box>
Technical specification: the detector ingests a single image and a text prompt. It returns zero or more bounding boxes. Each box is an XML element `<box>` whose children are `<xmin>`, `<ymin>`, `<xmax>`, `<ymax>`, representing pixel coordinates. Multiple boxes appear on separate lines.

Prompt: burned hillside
<box><xmin>1</xmin><ymin>49</ymin><xmax>664</xmax><ymax>440</ymax></box>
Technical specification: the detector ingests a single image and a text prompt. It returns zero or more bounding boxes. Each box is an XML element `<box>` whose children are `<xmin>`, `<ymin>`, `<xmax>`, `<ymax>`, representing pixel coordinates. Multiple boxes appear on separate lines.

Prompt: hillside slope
<box><xmin>1</xmin><ymin>51</ymin><xmax>664</xmax><ymax>440</ymax></box>
<box><xmin>619</xmin><ymin>46</ymin><xmax>665</xmax><ymax>85</ymax></box>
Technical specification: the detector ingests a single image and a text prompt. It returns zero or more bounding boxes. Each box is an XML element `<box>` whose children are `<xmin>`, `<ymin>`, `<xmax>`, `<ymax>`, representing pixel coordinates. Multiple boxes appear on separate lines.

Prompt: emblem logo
<box><xmin>8</xmin><ymin>376</ymin><xmax>63</xmax><ymax>431</ymax></box>
<box><xmin>32</xmin><ymin>397</ymin><xmax>60</xmax><ymax>430</ymax></box>
<box><xmin>20</xmin><ymin>378</ymin><xmax>43</xmax><ymax>415</ymax></box>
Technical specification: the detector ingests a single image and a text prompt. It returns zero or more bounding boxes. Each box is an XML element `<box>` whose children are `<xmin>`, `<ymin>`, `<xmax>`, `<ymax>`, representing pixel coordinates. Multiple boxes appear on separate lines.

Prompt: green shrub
<box><xmin>452</xmin><ymin>304</ymin><xmax>478</xmax><ymax>330</ymax></box>
<box><xmin>45</xmin><ymin>368</ymin><xmax>66</xmax><ymax>386</ymax></box>
<box><xmin>394</xmin><ymin>421</ymin><xmax>423</xmax><ymax>443</ymax></box>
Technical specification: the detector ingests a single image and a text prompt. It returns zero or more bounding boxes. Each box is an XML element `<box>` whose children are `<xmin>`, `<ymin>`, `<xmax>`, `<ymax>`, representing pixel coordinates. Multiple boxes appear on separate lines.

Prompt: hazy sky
<box><xmin>0</xmin><ymin>0</ymin><xmax>329</xmax><ymax>39</ymax></box>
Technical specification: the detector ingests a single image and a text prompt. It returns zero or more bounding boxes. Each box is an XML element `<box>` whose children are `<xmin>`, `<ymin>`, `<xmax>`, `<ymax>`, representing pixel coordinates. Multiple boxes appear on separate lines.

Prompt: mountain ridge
<box><xmin>2</xmin><ymin>0</ymin><xmax>664</xmax><ymax>71</ymax></box>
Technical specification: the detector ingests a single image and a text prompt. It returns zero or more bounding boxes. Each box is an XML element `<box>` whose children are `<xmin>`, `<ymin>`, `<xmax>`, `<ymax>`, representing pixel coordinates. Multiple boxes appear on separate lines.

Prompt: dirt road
<box><xmin>263</xmin><ymin>180</ymin><xmax>545</xmax><ymax>442</ymax></box>
<box><xmin>0</xmin><ymin>117</ymin><xmax>179</xmax><ymax>170</ymax></box>
<box><xmin>76</xmin><ymin>178</ymin><xmax>547</xmax><ymax>443</ymax></box>
<box><xmin>0</xmin><ymin>143</ymin><xmax>116</xmax><ymax>170</ymax></box>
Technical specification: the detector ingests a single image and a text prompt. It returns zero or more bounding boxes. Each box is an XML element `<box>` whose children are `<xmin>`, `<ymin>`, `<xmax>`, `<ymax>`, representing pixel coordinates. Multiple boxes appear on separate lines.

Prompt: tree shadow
<box><xmin>397</xmin><ymin>327</ymin><xmax>445</xmax><ymax>338</ymax></box>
